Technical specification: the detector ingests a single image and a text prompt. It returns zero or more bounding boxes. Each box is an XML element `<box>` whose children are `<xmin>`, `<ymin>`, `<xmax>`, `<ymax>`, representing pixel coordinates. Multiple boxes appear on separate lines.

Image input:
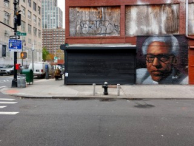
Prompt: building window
<box><xmin>23</xmin><ymin>0</ymin><xmax>25</xmax><ymax>3</ymax></box>
<box><xmin>28</xmin><ymin>11</ymin><xmax>31</xmax><ymax>19</ymax></box>
<box><xmin>4</xmin><ymin>0</ymin><xmax>9</xmax><ymax>7</ymax></box>
<box><xmin>2</xmin><ymin>45</ymin><xmax>6</xmax><ymax>57</ymax></box>
<box><xmin>21</xmin><ymin>6</ymin><xmax>25</xmax><ymax>16</ymax></box>
<box><xmin>28</xmin><ymin>38</ymin><xmax>31</xmax><ymax>44</ymax></box>
<box><xmin>33</xmin><ymin>15</ymin><xmax>37</xmax><ymax>24</ymax></box>
<box><xmin>33</xmin><ymin>27</ymin><xmax>37</xmax><ymax>36</ymax></box>
<box><xmin>4</xmin><ymin>11</ymin><xmax>10</xmax><ymax>25</ymax></box>
<box><xmin>33</xmin><ymin>2</ymin><xmax>36</xmax><ymax>11</ymax></box>
<box><xmin>38</xmin><ymin>6</ymin><xmax>41</xmax><ymax>15</ymax></box>
<box><xmin>21</xmin><ymin>21</ymin><xmax>25</xmax><ymax>32</ymax></box>
<box><xmin>28</xmin><ymin>24</ymin><xmax>31</xmax><ymax>34</ymax></box>
<box><xmin>38</xmin><ymin>18</ymin><xmax>41</xmax><ymax>26</ymax></box>
<box><xmin>28</xmin><ymin>0</ymin><xmax>31</xmax><ymax>7</ymax></box>
<box><xmin>38</xmin><ymin>30</ymin><xmax>41</xmax><ymax>38</ymax></box>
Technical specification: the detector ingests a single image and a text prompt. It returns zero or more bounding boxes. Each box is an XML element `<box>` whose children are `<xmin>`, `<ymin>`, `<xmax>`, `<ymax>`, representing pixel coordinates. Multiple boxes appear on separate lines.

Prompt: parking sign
<box><xmin>9</xmin><ymin>39</ymin><xmax>22</xmax><ymax>52</ymax></box>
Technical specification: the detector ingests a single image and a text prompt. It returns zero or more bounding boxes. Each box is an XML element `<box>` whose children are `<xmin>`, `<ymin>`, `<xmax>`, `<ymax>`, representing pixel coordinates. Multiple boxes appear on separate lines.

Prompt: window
<box><xmin>38</xmin><ymin>18</ymin><xmax>41</xmax><ymax>26</ymax></box>
<box><xmin>23</xmin><ymin>0</ymin><xmax>25</xmax><ymax>3</ymax></box>
<box><xmin>28</xmin><ymin>11</ymin><xmax>31</xmax><ymax>19</ymax></box>
<box><xmin>2</xmin><ymin>45</ymin><xmax>6</xmax><ymax>57</ymax></box>
<box><xmin>21</xmin><ymin>21</ymin><xmax>25</xmax><ymax>31</ymax></box>
<box><xmin>33</xmin><ymin>15</ymin><xmax>37</xmax><ymax>24</ymax></box>
<box><xmin>4</xmin><ymin>11</ymin><xmax>10</xmax><ymax>25</ymax></box>
<box><xmin>28</xmin><ymin>38</ymin><xmax>31</xmax><ymax>44</ymax></box>
<box><xmin>4</xmin><ymin>0</ymin><xmax>9</xmax><ymax>7</ymax></box>
<box><xmin>28</xmin><ymin>0</ymin><xmax>31</xmax><ymax>7</ymax></box>
<box><xmin>33</xmin><ymin>27</ymin><xmax>37</xmax><ymax>36</ymax></box>
<box><xmin>21</xmin><ymin>6</ymin><xmax>25</xmax><ymax>16</ymax></box>
<box><xmin>33</xmin><ymin>2</ymin><xmax>36</xmax><ymax>11</ymax></box>
<box><xmin>38</xmin><ymin>6</ymin><xmax>41</xmax><ymax>15</ymax></box>
<box><xmin>28</xmin><ymin>24</ymin><xmax>31</xmax><ymax>34</ymax></box>
<box><xmin>38</xmin><ymin>30</ymin><xmax>41</xmax><ymax>38</ymax></box>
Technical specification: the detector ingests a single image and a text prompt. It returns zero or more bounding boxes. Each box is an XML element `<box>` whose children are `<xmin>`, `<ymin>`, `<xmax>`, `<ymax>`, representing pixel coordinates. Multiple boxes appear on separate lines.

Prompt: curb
<box><xmin>7</xmin><ymin>93</ymin><xmax>194</xmax><ymax>100</ymax></box>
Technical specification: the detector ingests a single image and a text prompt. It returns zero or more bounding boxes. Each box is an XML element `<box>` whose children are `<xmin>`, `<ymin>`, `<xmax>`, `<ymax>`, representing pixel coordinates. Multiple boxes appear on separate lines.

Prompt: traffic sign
<box><xmin>16</xmin><ymin>31</ymin><xmax>27</xmax><ymax>36</ymax></box>
<box><xmin>9</xmin><ymin>39</ymin><xmax>22</xmax><ymax>52</ymax></box>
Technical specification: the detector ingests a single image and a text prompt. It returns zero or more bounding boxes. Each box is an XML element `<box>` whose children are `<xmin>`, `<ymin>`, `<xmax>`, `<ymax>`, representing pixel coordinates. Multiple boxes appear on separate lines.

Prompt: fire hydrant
<box><xmin>102</xmin><ymin>82</ymin><xmax>108</xmax><ymax>95</ymax></box>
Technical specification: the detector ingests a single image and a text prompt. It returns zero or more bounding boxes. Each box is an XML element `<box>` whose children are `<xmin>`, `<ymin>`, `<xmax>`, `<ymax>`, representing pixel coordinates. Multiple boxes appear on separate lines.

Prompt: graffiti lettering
<box><xmin>78</xmin><ymin>20</ymin><xmax>119</xmax><ymax>35</ymax></box>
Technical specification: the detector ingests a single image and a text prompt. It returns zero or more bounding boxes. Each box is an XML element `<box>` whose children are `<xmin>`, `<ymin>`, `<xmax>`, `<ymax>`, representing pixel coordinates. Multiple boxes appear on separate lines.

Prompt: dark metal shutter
<box><xmin>65</xmin><ymin>47</ymin><xmax>136</xmax><ymax>85</ymax></box>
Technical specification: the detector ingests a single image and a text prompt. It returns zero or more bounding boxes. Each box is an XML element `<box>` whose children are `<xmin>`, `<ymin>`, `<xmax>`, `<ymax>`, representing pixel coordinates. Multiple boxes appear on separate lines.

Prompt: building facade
<box><xmin>0</xmin><ymin>0</ymin><xmax>42</xmax><ymax>67</ymax></box>
<box><xmin>41</xmin><ymin>0</ymin><xmax>63</xmax><ymax>29</ymax></box>
<box><xmin>42</xmin><ymin>28</ymin><xmax>65</xmax><ymax>59</ymax></box>
<box><xmin>63</xmin><ymin>0</ymin><xmax>194</xmax><ymax>85</ymax></box>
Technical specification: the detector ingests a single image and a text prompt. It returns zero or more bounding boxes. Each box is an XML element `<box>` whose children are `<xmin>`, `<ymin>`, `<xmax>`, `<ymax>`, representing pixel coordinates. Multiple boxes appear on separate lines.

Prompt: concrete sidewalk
<box><xmin>0</xmin><ymin>78</ymin><xmax>194</xmax><ymax>99</ymax></box>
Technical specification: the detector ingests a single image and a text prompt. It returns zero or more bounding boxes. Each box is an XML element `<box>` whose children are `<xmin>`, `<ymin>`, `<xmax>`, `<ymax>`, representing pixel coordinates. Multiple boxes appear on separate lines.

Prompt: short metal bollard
<box><xmin>102</xmin><ymin>82</ymin><xmax>108</xmax><ymax>95</ymax></box>
<box><xmin>117</xmin><ymin>84</ymin><xmax>120</xmax><ymax>96</ymax></box>
<box><xmin>93</xmin><ymin>83</ymin><xmax>96</xmax><ymax>96</ymax></box>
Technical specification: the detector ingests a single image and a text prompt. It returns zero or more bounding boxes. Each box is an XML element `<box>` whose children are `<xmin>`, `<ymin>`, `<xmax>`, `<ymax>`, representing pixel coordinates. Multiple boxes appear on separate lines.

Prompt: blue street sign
<box><xmin>9</xmin><ymin>39</ymin><xmax>22</xmax><ymax>52</ymax></box>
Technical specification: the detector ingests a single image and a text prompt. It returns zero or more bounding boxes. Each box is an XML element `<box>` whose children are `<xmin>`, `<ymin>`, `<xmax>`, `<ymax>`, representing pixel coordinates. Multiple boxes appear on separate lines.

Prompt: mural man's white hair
<box><xmin>142</xmin><ymin>35</ymin><xmax>180</xmax><ymax>56</ymax></box>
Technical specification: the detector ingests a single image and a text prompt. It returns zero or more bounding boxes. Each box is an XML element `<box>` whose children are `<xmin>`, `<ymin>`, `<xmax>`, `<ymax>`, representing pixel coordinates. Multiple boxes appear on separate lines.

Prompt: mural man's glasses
<box><xmin>146</xmin><ymin>54</ymin><xmax>174</xmax><ymax>63</ymax></box>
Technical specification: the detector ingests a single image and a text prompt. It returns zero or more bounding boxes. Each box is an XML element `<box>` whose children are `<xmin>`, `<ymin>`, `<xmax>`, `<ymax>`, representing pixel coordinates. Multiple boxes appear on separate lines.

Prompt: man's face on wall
<box><xmin>146</xmin><ymin>41</ymin><xmax>174</xmax><ymax>82</ymax></box>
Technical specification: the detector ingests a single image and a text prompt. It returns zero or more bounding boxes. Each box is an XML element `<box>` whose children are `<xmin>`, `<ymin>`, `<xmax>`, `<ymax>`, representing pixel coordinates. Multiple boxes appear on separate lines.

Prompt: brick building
<box><xmin>42</xmin><ymin>28</ymin><xmax>65</xmax><ymax>58</ymax></box>
<box><xmin>62</xmin><ymin>0</ymin><xmax>194</xmax><ymax>85</ymax></box>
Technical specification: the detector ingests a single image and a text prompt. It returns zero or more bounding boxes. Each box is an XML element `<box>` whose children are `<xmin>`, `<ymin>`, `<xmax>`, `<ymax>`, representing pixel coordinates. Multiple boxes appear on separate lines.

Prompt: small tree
<box><xmin>46</xmin><ymin>53</ymin><xmax>54</xmax><ymax>61</ymax></box>
<box><xmin>42</xmin><ymin>47</ymin><xmax>49</xmax><ymax>61</ymax></box>
<box><xmin>56</xmin><ymin>48</ymin><xmax>64</xmax><ymax>60</ymax></box>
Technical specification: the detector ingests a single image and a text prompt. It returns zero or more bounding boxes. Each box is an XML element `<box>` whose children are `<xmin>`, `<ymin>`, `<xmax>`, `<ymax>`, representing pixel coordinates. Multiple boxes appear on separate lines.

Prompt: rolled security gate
<box><xmin>64</xmin><ymin>45</ymin><xmax>136</xmax><ymax>85</ymax></box>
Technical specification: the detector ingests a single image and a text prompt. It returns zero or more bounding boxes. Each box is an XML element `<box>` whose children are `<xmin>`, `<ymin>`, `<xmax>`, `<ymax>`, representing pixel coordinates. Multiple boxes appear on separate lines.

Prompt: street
<box><xmin>0</xmin><ymin>75</ymin><xmax>13</xmax><ymax>88</ymax></box>
<box><xmin>0</xmin><ymin>93</ymin><xmax>193</xmax><ymax>146</ymax></box>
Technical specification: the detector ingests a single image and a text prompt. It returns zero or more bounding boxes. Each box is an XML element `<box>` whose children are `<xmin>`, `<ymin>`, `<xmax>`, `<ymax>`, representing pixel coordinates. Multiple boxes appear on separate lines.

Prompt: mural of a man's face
<box><xmin>146</xmin><ymin>41</ymin><xmax>175</xmax><ymax>82</ymax></box>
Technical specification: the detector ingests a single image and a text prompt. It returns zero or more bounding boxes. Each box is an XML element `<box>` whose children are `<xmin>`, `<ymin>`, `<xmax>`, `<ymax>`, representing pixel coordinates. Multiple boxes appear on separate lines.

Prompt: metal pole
<box><xmin>11</xmin><ymin>0</ymin><xmax>18</xmax><ymax>87</ymax></box>
<box><xmin>21</xmin><ymin>43</ymin><xmax>23</xmax><ymax>66</ymax></box>
<box><xmin>93</xmin><ymin>83</ymin><xmax>96</xmax><ymax>96</ymax></box>
<box><xmin>117</xmin><ymin>84</ymin><xmax>120</xmax><ymax>96</ymax></box>
<box><xmin>32</xmin><ymin>43</ymin><xmax>34</xmax><ymax>72</ymax></box>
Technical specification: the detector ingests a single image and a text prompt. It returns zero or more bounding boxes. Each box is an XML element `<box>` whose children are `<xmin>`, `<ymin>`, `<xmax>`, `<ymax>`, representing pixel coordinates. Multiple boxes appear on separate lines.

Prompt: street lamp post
<box><xmin>32</xmin><ymin>43</ymin><xmax>34</xmax><ymax>71</ymax></box>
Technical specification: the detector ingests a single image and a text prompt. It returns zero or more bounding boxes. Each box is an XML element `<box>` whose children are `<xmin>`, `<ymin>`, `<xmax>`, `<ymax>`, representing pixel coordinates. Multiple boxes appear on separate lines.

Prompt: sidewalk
<box><xmin>0</xmin><ymin>78</ymin><xmax>194</xmax><ymax>99</ymax></box>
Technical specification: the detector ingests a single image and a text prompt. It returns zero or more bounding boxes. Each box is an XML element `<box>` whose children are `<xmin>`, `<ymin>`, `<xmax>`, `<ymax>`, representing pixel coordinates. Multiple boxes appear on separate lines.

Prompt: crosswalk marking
<box><xmin>0</xmin><ymin>86</ymin><xmax>6</xmax><ymax>89</ymax></box>
<box><xmin>0</xmin><ymin>106</ymin><xmax>6</xmax><ymax>108</ymax></box>
<box><xmin>0</xmin><ymin>112</ymin><xmax>19</xmax><ymax>115</ymax></box>
<box><xmin>0</xmin><ymin>98</ymin><xmax>15</xmax><ymax>101</ymax></box>
<box><xmin>0</xmin><ymin>98</ymin><xmax>19</xmax><ymax>115</ymax></box>
<box><xmin>0</xmin><ymin>102</ymin><xmax>17</xmax><ymax>104</ymax></box>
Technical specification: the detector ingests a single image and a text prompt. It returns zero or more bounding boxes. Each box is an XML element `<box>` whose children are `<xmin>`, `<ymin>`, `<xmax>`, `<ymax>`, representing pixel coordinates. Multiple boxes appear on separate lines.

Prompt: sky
<box><xmin>57</xmin><ymin>0</ymin><xmax>65</xmax><ymax>28</ymax></box>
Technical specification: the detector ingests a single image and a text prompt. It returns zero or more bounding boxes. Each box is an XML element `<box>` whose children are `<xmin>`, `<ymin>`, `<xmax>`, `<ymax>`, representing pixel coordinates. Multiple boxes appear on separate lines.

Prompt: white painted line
<box><xmin>0</xmin><ymin>106</ymin><xmax>6</xmax><ymax>108</ymax></box>
<box><xmin>0</xmin><ymin>112</ymin><xmax>19</xmax><ymax>115</ymax></box>
<box><xmin>0</xmin><ymin>86</ymin><xmax>6</xmax><ymax>89</ymax></box>
<box><xmin>0</xmin><ymin>98</ymin><xmax>15</xmax><ymax>101</ymax></box>
<box><xmin>0</xmin><ymin>102</ymin><xmax>17</xmax><ymax>104</ymax></box>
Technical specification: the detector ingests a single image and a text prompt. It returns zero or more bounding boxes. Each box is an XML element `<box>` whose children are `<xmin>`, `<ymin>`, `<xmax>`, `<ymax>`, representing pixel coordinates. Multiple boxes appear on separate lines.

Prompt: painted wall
<box><xmin>65</xmin><ymin>0</ymin><xmax>194</xmax><ymax>84</ymax></box>
<box><xmin>69</xmin><ymin>7</ymin><xmax>120</xmax><ymax>36</ymax></box>
<box><xmin>136</xmin><ymin>35</ymin><xmax>188</xmax><ymax>84</ymax></box>
<box><xmin>126</xmin><ymin>5</ymin><xmax>179</xmax><ymax>36</ymax></box>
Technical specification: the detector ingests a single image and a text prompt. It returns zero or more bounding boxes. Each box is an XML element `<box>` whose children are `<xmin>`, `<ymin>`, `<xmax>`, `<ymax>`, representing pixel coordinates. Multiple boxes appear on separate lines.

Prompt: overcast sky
<box><xmin>58</xmin><ymin>0</ymin><xmax>65</xmax><ymax>28</ymax></box>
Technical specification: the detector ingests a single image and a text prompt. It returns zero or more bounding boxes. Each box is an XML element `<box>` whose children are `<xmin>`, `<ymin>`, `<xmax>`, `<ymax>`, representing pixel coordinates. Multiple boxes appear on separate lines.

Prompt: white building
<box><xmin>0</xmin><ymin>0</ymin><xmax>42</xmax><ymax>67</ymax></box>
<box><xmin>42</xmin><ymin>0</ymin><xmax>63</xmax><ymax>29</ymax></box>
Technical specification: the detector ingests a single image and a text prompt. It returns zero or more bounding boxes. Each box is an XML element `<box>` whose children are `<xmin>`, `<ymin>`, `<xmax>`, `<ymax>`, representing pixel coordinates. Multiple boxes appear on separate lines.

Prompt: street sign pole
<box><xmin>11</xmin><ymin>0</ymin><xmax>18</xmax><ymax>88</ymax></box>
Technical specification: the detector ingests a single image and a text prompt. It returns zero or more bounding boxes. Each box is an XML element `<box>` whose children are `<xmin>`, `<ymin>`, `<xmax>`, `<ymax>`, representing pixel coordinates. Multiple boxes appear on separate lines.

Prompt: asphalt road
<box><xmin>0</xmin><ymin>75</ymin><xmax>14</xmax><ymax>88</ymax></box>
<box><xmin>0</xmin><ymin>95</ymin><xmax>193</xmax><ymax>146</ymax></box>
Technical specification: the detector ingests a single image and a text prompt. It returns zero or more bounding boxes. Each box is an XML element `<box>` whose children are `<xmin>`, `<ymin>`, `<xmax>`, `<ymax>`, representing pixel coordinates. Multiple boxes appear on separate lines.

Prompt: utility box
<box><xmin>21</xmin><ymin>69</ymin><xmax>33</xmax><ymax>84</ymax></box>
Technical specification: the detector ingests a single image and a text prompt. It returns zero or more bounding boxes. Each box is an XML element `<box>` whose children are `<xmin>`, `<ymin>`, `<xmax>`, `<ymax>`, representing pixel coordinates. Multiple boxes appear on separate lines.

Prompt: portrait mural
<box><xmin>136</xmin><ymin>35</ymin><xmax>188</xmax><ymax>84</ymax></box>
